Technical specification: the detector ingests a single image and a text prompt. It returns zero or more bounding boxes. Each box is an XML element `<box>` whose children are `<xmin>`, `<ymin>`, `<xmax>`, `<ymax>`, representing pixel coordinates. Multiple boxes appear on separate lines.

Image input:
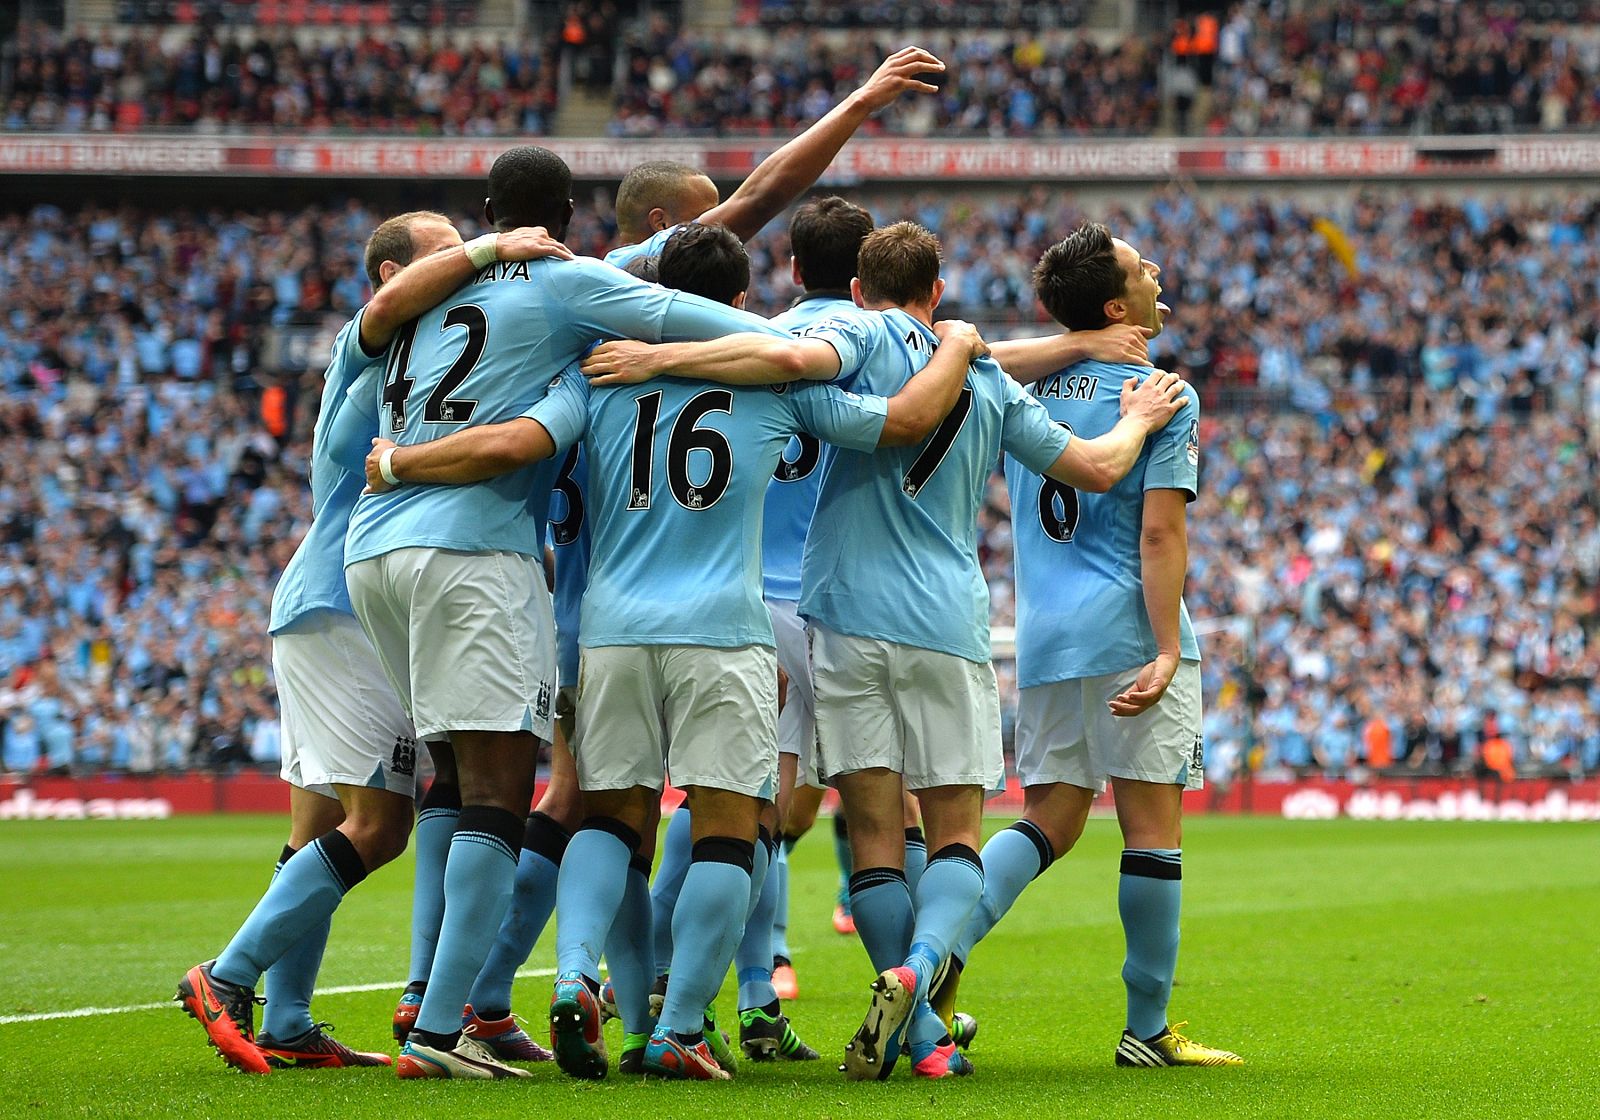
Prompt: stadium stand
<box><xmin>6</xmin><ymin>2</ymin><xmax>1600</xmax><ymax>136</ymax></box>
<box><xmin>1</xmin><ymin>188</ymin><xmax>1598</xmax><ymax>783</ymax></box>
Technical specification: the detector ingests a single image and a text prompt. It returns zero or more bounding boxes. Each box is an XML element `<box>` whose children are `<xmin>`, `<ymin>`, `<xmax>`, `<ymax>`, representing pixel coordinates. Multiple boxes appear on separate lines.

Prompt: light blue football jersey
<box><xmin>527</xmin><ymin>367</ymin><xmax>889</xmax><ymax>649</ymax></box>
<box><xmin>269</xmin><ymin>312</ymin><xmax>383</xmax><ymax>634</ymax></box>
<box><xmin>760</xmin><ymin>292</ymin><xmax>856</xmax><ymax>602</ymax></box>
<box><xmin>344</xmin><ymin>256</ymin><xmax>776</xmax><ymax>566</ymax></box>
<box><xmin>549</xmin><ymin>441</ymin><xmax>590</xmax><ymax>688</ymax></box>
<box><xmin>603</xmin><ymin>226</ymin><xmax>678</xmax><ymax>270</ymax></box>
<box><xmin>1004</xmin><ymin>360</ymin><xmax>1201</xmax><ymax>687</ymax></box>
<box><xmin>799</xmin><ymin>308</ymin><xmax>1072</xmax><ymax>664</ymax></box>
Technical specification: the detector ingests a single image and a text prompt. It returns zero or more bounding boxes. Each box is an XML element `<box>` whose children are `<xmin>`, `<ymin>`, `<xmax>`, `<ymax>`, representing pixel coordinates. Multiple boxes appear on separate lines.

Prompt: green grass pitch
<box><xmin>1</xmin><ymin>814</ymin><xmax>1595</xmax><ymax>1118</ymax></box>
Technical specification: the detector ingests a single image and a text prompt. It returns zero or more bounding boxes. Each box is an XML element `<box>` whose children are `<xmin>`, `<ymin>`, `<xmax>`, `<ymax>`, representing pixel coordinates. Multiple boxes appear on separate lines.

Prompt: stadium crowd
<box><xmin>6</xmin><ymin>2</ymin><xmax>1600</xmax><ymax>137</ymax></box>
<box><xmin>2</xmin><ymin>186</ymin><xmax>1599</xmax><ymax>780</ymax></box>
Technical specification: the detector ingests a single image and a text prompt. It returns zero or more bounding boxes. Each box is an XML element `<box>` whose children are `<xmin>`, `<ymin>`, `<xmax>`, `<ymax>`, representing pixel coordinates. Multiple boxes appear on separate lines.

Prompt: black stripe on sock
<box><xmin>277</xmin><ymin>843</ymin><xmax>297</xmax><ymax>869</ymax></box>
<box><xmin>757</xmin><ymin>825</ymin><xmax>777</xmax><ymax>862</ymax></box>
<box><xmin>692</xmin><ymin>836</ymin><xmax>755</xmax><ymax>874</ymax></box>
<box><xmin>782</xmin><ymin>833</ymin><xmax>798</xmax><ymax>854</ymax></box>
<box><xmin>1120</xmin><ymin>850</ymin><xmax>1183</xmax><ymax>881</ymax></box>
<box><xmin>523</xmin><ymin>811</ymin><xmax>572</xmax><ymax>863</ymax></box>
<box><xmin>832</xmin><ymin>812</ymin><xmax>849</xmax><ymax>839</ymax></box>
<box><xmin>419</xmin><ymin>778</ymin><xmax>461</xmax><ymax>812</ymax></box>
<box><xmin>904</xmin><ymin>826</ymin><xmax>926</xmax><ymax>849</ymax></box>
<box><xmin>458</xmin><ymin>805</ymin><xmax>525</xmax><ymax>859</ymax></box>
<box><xmin>928</xmin><ymin>842</ymin><xmax>982</xmax><ymax>872</ymax></box>
<box><xmin>315</xmin><ymin>829</ymin><xmax>369</xmax><ymax>893</ymax></box>
<box><xmin>1008</xmin><ymin>819</ymin><xmax>1056</xmax><ymax>877</ymax></box>
<box><xmin>628</xmin><ymin>854</ymin><xmax>653</xmax><ymax>878</ymax></box>
<box><xmin>848</xmin><ymin>866</ymin><xmax>907</xmax><ymax>895</ymax></box>
<box><xmin>578</xmin><ymin>815</ymin><xmax>642</xmax><ymax>855</ymax></box>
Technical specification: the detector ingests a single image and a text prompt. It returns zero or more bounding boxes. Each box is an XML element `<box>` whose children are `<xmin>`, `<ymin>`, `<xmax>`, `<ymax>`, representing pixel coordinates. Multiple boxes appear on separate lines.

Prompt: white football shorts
<box><xmin>574</xmin><ymin>643</ymin><xmax>778</xmax><ymax>799</ymax></box>
<box><xmin>274</xmin><ymin>609</ymin><xmax>418</xmax><ymax>797</ymax></box>
<box><xmin>346</xmin><ymin>547</ymin><xmax>556</xmax><ymax>743</ymax></box>
<box><xmin>810</xmin><ymin>623</ymin><xmax>1003</xmax><ymax>792</ymax></box>
<box><xmin>1014</xmin><ymin>659</ymin><xmax>1204</xmax><ymax>793</ymax></box>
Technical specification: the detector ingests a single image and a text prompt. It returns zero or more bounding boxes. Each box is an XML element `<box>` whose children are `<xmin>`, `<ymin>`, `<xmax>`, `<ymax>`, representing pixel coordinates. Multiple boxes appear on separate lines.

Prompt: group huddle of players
<box><xmin>174</xmin><ymin>46</ymin><xmax>1244</xmax><ymax>1082</ymax></box>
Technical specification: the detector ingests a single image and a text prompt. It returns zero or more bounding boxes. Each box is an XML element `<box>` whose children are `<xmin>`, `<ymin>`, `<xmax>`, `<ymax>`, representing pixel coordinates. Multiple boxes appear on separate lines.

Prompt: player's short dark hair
<box><xmin>789</xmin><ymin>196</ymin><xmax>874</xmax><ymax>292</ymax></box>
<box><xmin>621</xmin><ymin>254</ymin><xmax>660</xmax><ymax>283</ymax></box>
<box><xmin>363</xmin><ymin>210</ymin><xmax>450</xmax><ymax>290</ymax></box>
<box><xmin>1034</xmin><ymin>223</ymin><xmax>1127</xmax><ymax>331</ymax></box>
<box><xmin>857</xmin><ymin>222</ymin><xmax>941</xmax><ymax>308</ymax></box>
<box><xmin>487</xmin><ymin>145</ymin><xmax>573</xmax><ymax>232</ymax></box>
<box><xmin>658</xmin><ymin>223</ymin><xmax>749</xmax><ymax>308</ymax></box>
<box><xmin>615</xmin><ymin>160</ymin><xmax>710</xmax><ymax>241</ymax></box>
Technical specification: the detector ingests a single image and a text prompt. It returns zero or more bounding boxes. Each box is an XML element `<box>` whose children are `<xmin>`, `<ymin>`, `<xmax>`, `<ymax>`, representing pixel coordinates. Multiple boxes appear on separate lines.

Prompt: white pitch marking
<box><xmin>0</xmin><ymin>967</ymin><xmax>557</xmax><ymax>1025</ymax></box>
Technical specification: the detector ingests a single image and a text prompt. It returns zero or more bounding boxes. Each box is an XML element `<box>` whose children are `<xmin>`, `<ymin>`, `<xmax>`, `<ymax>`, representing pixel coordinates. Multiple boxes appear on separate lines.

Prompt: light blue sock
<box><xmin>413</xmin><ymin>810</ymin><xmax>520</xmax><ymax>1037</ymax></box>
<box><xmin>260</xmin><ymin>845</ymin><xmax>328</xmax><ymax>1041</ymax></box>
<box><xmin>467</xmin><ymin>848</ymin><xmax>558</xmax><ymax>1016</ymax></box>
<box><xmin>847</xmin><ymin>867</ymin><xmax>914</xmax><ymax>973</ymax></box>
<box><xmin>906</xmin><ymin>999</ymin><xmax>946</xmax><ymax>1049</ymax></box>
<box><xmin>904</xmin><ymin>827</ymin><xmax>928</xmax><ymax>896</ymax></box>
<box><xmin>213</xmin><ymin>834</ymin><xmax>363</xmax><ymax>989</ymax></box>
<box><xmin>954</xmin><ymin>820</ymin><xmax>1053</xmax><ymax>964</ymax></box>
<box><xmin>832</xmin><ymin>814</ymin><xmax>853</xmax><ymax>908</ymax></box>
<box><xmin>905</xmin><ymin>850</ymin><xmax>984</xmax><ymax>1000</ymax></box>
<box><xmin>1120</xmin><ymin>848</ymin><xmax>1182</xmax><ymax>1040</ymax></box>
<box><xmin>650</xmin><ymin>807</ymin><xmax>693</xmax><ymax>975</ymax></box>
<box><xmin>604</xmin><ymin>861</ymin><xmax>657</xmax><ymax>1036</ymax></box>
<box><xmin>658</xmin><ymin>856</ymin><xmax>751</xmax><ymax>1036</ymax></box>
<box><xmin>734</xmin><ymin>838</ymin><xmax>776</xmax><ymax>1010</ymax></box>
<box><xmin>554</xmin><ymin>827</ymin><xmax>633</xmax><ymax>982</ymax></box>
<box><xmin>408</xmin><ymin>805</ymin><xmax>458</xmax><ymax>983</ymax></box>
<box><xmin>771</xmin><ymin>841</ymin><xmax>792</xmax><ymax>960</ymax></box>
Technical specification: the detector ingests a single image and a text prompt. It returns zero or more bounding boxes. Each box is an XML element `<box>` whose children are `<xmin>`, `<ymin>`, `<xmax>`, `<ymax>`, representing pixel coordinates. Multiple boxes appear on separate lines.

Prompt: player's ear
<box><xmin>850</xmin><ymin>277</ymin><xmax>865</xmax><ymax>307</ymax></box>
<box><xmin>1104</xmin><ymin>297</ymin><xmax>1128</xmax><ymax>325</ymax></box>
<box><xmin>648</xmin><ymin>206</ymin><xmax>669</xmax><ymax>233</ymax></box>
<box><xmin>733</xmin><ymin>291</ymin><xmax>748</xmax><ymax>310</ymax></box>
<box><xmin>929</xmin><ymin>277</ymin><xmax>946</xmax><ymax>312</ymax></box>
<box><xmin>790</xmin><ymin>255</ymin><xmax>803</xmax><ymax>287</ymax></box>
<box><xmin>483</xmin><ymin>197</ymin><xmax>495</xmax><ymax>226</ymax></box>
<box><xmin>378</xmin><ymin>260</ymin><xmax>402</xmax><ymax>287</ymax></box>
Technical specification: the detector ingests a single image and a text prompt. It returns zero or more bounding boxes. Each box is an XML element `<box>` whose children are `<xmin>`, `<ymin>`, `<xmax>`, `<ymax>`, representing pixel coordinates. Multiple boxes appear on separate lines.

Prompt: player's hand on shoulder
<box><xmin>495</xmin><ymin>226</ymin><xmax>575</xmax><ymax>262</ymax></box>
<box><xmin>933</xmin><ymin>318</ymin><xmax>989</xmax><ymax>361</ymax></box>
<box><xmin>1081</xmin><ymin>323</ymin><xmax>1153</xmax><ymax>367</ymax></box>
<box><xmin>1108</xmin><ymin>652</ymin><xmax>1180</xmax><ymax>717</ymax></box>
<box><xmin>365</xmin><ymin>438</ymin><xmax>399</xmax><ymax>494</ymax></box>
<box><xmin>1120</xmin><ymin>370</ymin><xmax>1188</xmax><ymax>430</ymax></box>
<box><xmin>859</xmin><ymin>46</ymin><xmax>945</xmax><ymax>110</ymax></box>
<box><xmin>581</xmin><ymin>340</ymin><xmax>661</xmax><ymax>386</ymax></box>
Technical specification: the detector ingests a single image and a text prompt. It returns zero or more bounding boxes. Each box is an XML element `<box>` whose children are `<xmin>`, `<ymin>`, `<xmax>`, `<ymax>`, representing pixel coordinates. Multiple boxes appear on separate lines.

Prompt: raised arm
<box><xmin>990</xmin><ymin>324</ymin><xmax>1153</xmax><ymax>385</ymax></box>
<box><xmin>365</xmin><ymin>420</ymin><xmax>557</xmax><ymax>492</ymax></box>
<box><xmin>1043</xmin><ymin>372</ymin><xmax>1187</xmax><ymax>491</ymax></box>
<box><xmin>878</xmin><ymin>320</ymin><xmax>988</xmax><ymax>446</ymax></box>
<box><xmin>580</xmin><ymin>334</ymin><xmax>843</xmax><ymax>387</ymax></box>
<box><xmin>699</xmin><ymin>47</ymin><xmax>944</xmax><ymax>240</ymax></box>
<box><xmin>360</xmin><ymin>226</ymin><xmax>573</xmax><ymax>353</ymax></box>
<box><xmin>1109</xmin><ymin>488</ymin><xmax>1189</xmax><ymax>717</ymax></box>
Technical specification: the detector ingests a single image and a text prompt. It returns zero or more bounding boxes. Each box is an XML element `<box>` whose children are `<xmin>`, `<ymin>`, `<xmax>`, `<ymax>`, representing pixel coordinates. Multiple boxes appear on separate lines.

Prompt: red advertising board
<box><xmin>3</xmin><ymin>774</ymin><xmax>1596</xmax><ymax>820</ymax></box>
<box><xmin>3</xmin><ymin>134</ymin><xmax>1598</xmax><ymax>182</ymax></box>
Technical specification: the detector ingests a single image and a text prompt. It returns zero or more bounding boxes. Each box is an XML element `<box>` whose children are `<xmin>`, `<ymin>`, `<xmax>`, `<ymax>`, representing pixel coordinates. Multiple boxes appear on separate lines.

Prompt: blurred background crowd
<box><xmin>4</xmin><ymin>1</ymin><xmax>1599</xmax><ymax>137</ymax></box>
<box><xmin>3</xmin><ymin>182</ymin><xmax>1599</xmax><ymax>783</ymax></box>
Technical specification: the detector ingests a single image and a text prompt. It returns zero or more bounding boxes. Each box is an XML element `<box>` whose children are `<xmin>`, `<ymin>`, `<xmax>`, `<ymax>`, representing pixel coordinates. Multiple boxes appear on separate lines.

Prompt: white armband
<box><xmin>464</xmin><ymin>234</ymin><xmax>498</xmax><ymax>271</ymax></box>
<box><xmin>379</xmin><ymin>446</ymin><xmax>401</xmax><ymax>487</ymax></box>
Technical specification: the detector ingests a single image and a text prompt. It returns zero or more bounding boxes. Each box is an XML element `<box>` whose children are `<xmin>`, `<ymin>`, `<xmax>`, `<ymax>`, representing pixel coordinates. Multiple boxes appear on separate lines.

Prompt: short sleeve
<box><xmin>793</xmin><ymin>310</ymin><xmax>883</xmax><ymax>383</ymax></box>
<box><xmin>787</xmin><ymin>382</ymin><xmax>888</xmax><ymax>453</ymax></box>
<box><xmin>657</xmin><ymin>290</ymin><xmax>786</xmax><ymax>343</ymax></box>
<box><xmin>561</xmin><ymin>258</ymin><xmax>676</xmax><ymax>344</ymax></box>
<box><xmin>521</xmin><ymin>363</ymin><xmax>591</xmax><ymax>454</ymax></box>
<box><xmin>1144</xmin><ymin>395</ymin><xmax>1200</xmax><ymax>500</ymax></box>
<box><xmin>321</xmin><ymin>364</ymin><xmax>382</xmax><ymax>471</ymax></box>
<box><xmin>999</xmin><ymin>377</ymin><xmax>1072</xmax><ymax>474</ymax></box>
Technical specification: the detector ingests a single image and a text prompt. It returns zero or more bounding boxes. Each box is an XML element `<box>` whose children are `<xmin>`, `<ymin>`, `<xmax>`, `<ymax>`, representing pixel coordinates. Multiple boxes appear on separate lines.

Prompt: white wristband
<box><xmin>379</xmin><ymin>446</ymin><xmax>401</xmax><ymax>487</ymax></box>
<box><xmin>464</xmin><ymin>234</ymin><xmax>498</xmax><ymax>270</ymax></box>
